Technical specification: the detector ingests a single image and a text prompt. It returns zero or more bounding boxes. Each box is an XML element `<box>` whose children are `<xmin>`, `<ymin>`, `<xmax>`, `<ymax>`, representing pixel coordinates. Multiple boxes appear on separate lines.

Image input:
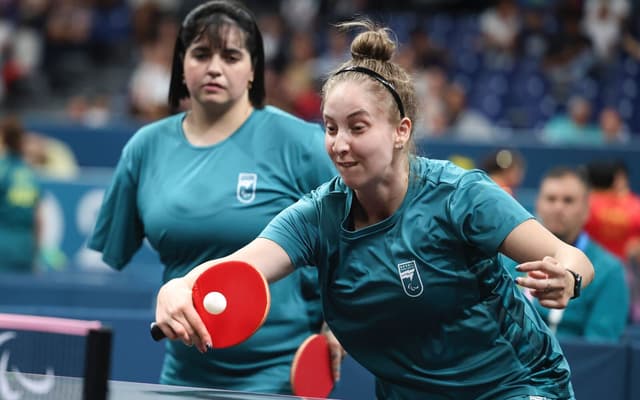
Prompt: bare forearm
<box><xmin>183</xmin><ymin>238</ymin><xmax>294</xmax><ymax>287</ymax></box>
<box><xmin>553</xmin><ymin>243</ymin><xmax>594</xmax><ymax>288</ymax></box>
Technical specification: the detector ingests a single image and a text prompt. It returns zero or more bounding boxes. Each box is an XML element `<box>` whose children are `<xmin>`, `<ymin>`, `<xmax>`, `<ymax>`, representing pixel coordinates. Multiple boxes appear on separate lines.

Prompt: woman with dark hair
<box><xmin>155</xmin><ymin>20</ymin><xmax>594</xmax><ymax>399</ymax></box>
<box><xmin>0</xmin><ymin>115</ymin><xmax>41</xmax><ymax>273</ymax></box>
<box><xmin>89</xmin><ymin>0</ymin><xmax>336</xmax><ymax>393</ymax></box>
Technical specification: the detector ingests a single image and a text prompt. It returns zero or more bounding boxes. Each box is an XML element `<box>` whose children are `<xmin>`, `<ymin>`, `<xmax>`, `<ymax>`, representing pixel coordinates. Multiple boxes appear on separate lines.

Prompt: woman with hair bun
<box><xmin>155</xmin><ymin>20</ymin><xmax>593</xmax><ymax>399</ymax></box>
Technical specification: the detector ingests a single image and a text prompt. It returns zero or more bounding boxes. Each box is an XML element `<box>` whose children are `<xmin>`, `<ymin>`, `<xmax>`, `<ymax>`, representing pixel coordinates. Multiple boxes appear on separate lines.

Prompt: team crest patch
<box><xmin>397</xmin><ymin>260</ymin><xmax>424</xmax><ymax>297</ymax></box>
<box><xmin>237</xmin><ymin>173</ymin><xmax>257</xmax><ymax>203</ymax></box>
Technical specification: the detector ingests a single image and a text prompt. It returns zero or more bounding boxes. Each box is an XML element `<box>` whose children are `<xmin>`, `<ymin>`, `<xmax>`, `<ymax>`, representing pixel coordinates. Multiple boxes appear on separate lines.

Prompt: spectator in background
<box><xmin>128</xmin><ymin>11</ymin><xmax>177</xmax><ymax>121</ymax></box>
<box><xmin>278</xmin><ymin>0</ymin><xmax>320</xmax><ymax>33</ymax></box>
<box><xmin>0</xmin><ymin>115</ymin><xmax>41</xmax><ymax>273</ymax></box>
<box><xmin>43</xmin><ymin>0</ymin><xmax>93</xmax><ymax>94</ymax></box>
<box><xmin>543</xmin><ymin>6</ymin><xmax>594</xmax><ymax>102</ymax></box>
<box><xmin>598</xmin><ymin>107</ymin><xmax>630</xmax><ymax>144</ymax></box>
<box><xmin>504</xmin><ymin>167</ymin><xmax>629</xmax><ymax>342</ymax></box>
<box><xmin>479</xmin><ymin>0</ymin><xmax>521</xmax><ymax>67</ymax></box>
<box><xmin>480</xmin><ymin>148</ymin><xmax>525</xmax><ymax>197</ymax></box>
<box><xmin>584</xmin><ymin>160</ymin><xmax>640</xmax><ymax>322</ymax></box>
<box><xmin>87</xmin><ymin>0</ymin><xmax>132</xmax><ymax>66</ymax></box>
<box><xmin>542</xmin><ymin>95</ymin><xmax>603</xmax><ymax>145</ymax></box>
<box><xmin>407</xmin><ymin>26</ymin><xmax>450</xmax><ymax>71</ymax></box>
<box><xmin>89</xmin><ymin>1</ymin><xmax>338</xmax><ymax>394</ymax></box>
<box><xmin>621</xmin><ymin>0</ymin><xmax>640</xmax><ymax>61</ymax></box>
<box><xmin>0</xmin><ymin>0</ymin><xmax>48</xmax><ymax>107</ymax></box>
<box><xmin>66</xmin><ymin>94</ymin><xmax>112</xmax><ymax>128</ymax></box>
<box><xmin>312</xmin><ymin>24</ymin><xmax>350</xmax><ymax>81</ymax></box>
<box><xmin>281</xmin><ymin>30</ymin><xmax>322</xmax><ymax>121</ymax></box>
<box><xmin>515</xmin><ymin>4</ymin><xmax>550</xmax><ymax>60</ymax></box>
<box><xmin>22</xmin><ymin>132</ymin><xmax>79</xmax><ymax>181</ymax></box>
<box><xmin>444</xmin><ymin>82</ymin><xmax>498</xmax><ymax>141</ymax></box>
<box><xmin>416</xmin><ymin>97</ymin><xmax>449</xmax><ymax>138</ymax></box>
<box><xmin>257</xmin><ymin>12</ymin><xmax>288</xmax><ymax>70</ymax></box>
<box><xmin>582</xmin><ymin>0</ymin><xmax>629</xmax><ymax>65</ymax></box>
<box><xmin>584</xmin><ymin>160</ymin><xmax>640</xmax><ymax>264</ymax></box>
<box><xmin>412</xmin><ymin>66</ymin><xmax>448</xmax><ymax>139</ymax></box>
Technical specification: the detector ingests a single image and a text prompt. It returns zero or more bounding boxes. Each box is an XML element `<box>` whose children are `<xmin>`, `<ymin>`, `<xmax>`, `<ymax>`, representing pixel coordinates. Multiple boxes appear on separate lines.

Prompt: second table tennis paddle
<box><xmin>291</xmin><ymin>334</ymin><xmax>334</xmax><ymax>398</ymax></box>
<box><xmin>150</xmin><ymin>260</ymin><xmax>270</xmax><ymax>348</ymax></box>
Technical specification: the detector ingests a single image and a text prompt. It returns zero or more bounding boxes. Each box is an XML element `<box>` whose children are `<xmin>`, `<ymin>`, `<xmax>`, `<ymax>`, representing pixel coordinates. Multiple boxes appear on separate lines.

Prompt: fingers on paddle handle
<box><xmin>150</xmin><ymin>322</ymin><xmax>166</xmax><ymax>341</ymax></box>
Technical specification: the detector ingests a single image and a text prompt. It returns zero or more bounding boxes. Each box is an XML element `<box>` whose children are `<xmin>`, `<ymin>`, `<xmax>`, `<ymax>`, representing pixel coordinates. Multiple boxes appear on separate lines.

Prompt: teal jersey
<box><xmin>0</xmin><ymin>155</ymin><xmax>40</xmax><ymax>273</ymax></box>
<box><xmin>261</xmin><ymin>157</ymin><xmax>574</xmax><ymax>400</ymax></box>
<box><xmin>89</xmin><ymin>107</ymin><xmax>336</xmax><ymax>392</ymax></box>
<box><xmin>503</xmin><ymin>233</ymin><xmax>630</xmax><ymax>342</ymax></box>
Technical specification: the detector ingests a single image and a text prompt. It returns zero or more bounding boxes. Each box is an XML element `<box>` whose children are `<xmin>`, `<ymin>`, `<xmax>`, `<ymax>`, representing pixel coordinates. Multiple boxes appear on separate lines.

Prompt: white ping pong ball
<box><xmin>203</xmin><ymin>292</ymin><xmax>227</xmax><ymax>315</ymax></box>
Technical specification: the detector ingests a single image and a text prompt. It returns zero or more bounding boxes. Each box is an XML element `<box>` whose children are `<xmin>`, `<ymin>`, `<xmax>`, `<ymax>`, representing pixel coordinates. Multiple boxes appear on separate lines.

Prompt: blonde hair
<box><xmin>322</xmin><ymin>20</ymin><xmax>417</xmax><ymax>133</ymax></box>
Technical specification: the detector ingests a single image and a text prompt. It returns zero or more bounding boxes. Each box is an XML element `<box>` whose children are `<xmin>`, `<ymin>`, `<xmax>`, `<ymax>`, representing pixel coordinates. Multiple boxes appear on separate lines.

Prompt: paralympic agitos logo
<box><xmin>0</xmin><ymin>332</ymin><xmax>55</xmax><ymax>399</ymax></box>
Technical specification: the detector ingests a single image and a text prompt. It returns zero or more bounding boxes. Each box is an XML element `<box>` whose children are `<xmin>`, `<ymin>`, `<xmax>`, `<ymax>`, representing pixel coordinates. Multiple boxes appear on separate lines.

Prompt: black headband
<box><xmin>333</xmin><ymin>66</ymin><xmax>405</xmax><ymax>118</ymax></box>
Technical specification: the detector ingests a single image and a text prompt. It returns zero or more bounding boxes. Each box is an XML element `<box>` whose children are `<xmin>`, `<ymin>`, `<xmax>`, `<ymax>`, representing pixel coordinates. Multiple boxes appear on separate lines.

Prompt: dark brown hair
<box><xmin>168</xmin><ymin>0</ymin><xmax>266</xmax><ymax>112</ymax></box>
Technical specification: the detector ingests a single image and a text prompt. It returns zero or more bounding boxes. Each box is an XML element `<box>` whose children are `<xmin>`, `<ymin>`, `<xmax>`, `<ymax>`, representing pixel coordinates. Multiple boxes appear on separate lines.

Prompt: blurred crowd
<box><xmin>1</xmin><ymin>0</ymin><xmax>640</xmax><ymax>145</ymax></box>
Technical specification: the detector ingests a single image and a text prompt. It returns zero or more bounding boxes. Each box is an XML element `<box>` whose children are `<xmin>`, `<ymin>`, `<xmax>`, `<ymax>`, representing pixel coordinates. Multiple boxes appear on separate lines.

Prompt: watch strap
<box><xmin>566</xmin><ymin>269</ymin><xmax>582</xmax><ymax>299</ymax></box>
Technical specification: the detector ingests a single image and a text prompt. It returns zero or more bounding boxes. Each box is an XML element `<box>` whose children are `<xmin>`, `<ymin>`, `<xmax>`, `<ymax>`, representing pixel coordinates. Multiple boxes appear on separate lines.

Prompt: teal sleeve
<box><xmin>298</xmin><ymin>265</ymin><xmax>323</xmax><ymax>329</ymax></box>
<box><xmin>448</xmin><ymin>171</ymin><xmax>533</xmax><ymax>253</ymax></box>
<box><xmin>88</xmin><ymin>145</ymin><xmax>144</xmax><ymax>269</ymax></box>
<box><xmin>260</xmin><ymin>193</ymin><xmax>320</xmax><ymax>269</ymax></box>
<box><xmin>583</xmin><ymin>261</ymin><xmax>630</xmax><ymax>341</ymax></box>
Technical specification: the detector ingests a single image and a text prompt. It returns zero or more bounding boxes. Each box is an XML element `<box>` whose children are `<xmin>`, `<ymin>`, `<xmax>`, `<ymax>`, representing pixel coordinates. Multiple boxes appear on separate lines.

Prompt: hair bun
<box><xmin>347</xmin><ymin>24</ymin><xmax>396</xmax><ymax>62</ymax></box>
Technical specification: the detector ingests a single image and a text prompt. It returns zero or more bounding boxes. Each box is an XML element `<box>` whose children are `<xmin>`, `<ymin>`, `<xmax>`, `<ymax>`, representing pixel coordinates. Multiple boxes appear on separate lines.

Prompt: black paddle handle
<box><xmin>150</xmin><ymin>322</ymin><xmax>166</xmax><ymax>341</ymax></box>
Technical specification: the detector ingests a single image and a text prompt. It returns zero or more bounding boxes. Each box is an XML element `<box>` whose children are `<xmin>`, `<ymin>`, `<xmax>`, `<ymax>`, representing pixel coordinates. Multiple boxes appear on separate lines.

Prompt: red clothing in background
<box><xmin>585</xmin><ymin>191</ymin><xmax>640</xmax><ymax>261</ymax></box>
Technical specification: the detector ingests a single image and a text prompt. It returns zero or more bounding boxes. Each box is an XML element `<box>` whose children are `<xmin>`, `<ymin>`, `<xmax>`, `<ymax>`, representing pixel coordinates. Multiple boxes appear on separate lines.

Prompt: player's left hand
<box><xmin>514</xmin><ymin>256</ymin><xmax>574</xmax><ymax>309</ymax></box>
<box><xmin>321</xmin><ymin>323</ymin><xmax>346</xmax><ymax>382</ymax></box>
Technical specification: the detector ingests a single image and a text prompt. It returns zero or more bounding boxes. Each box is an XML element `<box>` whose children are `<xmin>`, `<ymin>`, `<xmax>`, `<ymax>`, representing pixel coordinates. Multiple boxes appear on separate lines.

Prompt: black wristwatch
<box><xmin>566</xmin><ymin>269</ymin><xmax>582</xmax><ymax>299</ymax></box>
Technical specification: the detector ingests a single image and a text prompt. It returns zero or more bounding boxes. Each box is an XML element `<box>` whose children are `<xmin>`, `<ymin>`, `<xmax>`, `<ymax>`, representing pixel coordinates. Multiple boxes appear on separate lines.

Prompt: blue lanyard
<box><xmin>573</xmin><ymin>232</ymin><xmax>589</xmax><ymax>252</ymax></box>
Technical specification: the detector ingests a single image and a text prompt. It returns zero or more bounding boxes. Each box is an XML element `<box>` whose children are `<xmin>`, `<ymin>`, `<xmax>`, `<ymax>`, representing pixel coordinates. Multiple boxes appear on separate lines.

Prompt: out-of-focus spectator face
<box><xmin>523</xmin><ymin>9</ymin><xmax>543</xmax><ymax>30</ymax></box>
<box><xmin>497</xmin><ymin>0</ymin><xmax>517</xmax><ymax>17</ymax></box>
<box><xmin>600</xmin><ymin>107</ymin><xmax>622</xmax><ymax>138</ymax></box>
<box><xmin>613</xmin><ymin>170</ymin><xmax>629</xmax><ymax>194</ymax></box>
<box><xmin>393</xmin><ymin>46</ymin><xmax>416</xmax><ymax>72</ymax></box>
<box><xmin>597</xmin><ymin>4</ymin><xmax>610</xmax><ymax>20</ymax></box>
<box><xmin>409</xmin><ymin>29</ymin><xmax>430</xmax><ymax>54</ymax></box>
<box><xmin>423</xmin><ymin>67</ymin><xmax>447</xmax><ymax>94</ymax></box>
<box><xmin>536</xmin><ymin>173</ymin><xmax>589</xmax><ymax>243</ymax></box>
<box><xmin>445</xmin><ymin>83</ymin><xmax>466</xmax><ymax>114</ymax></box>
<box><xmin>327</xmin><ymin>27</ymin><xmax>348</xmax><ymax>55</ymax></box>
<box><xmin>569</xmin><ymin>97</ymin><xmax>591</xmax><ymax>125</ymax></box>
<box><xmin>423</xmin><ymin>100</ymin><xmax>449</xmax><ymax>136</ymax></box>
<box><xmin>613</xmin><ymin>164</ymin><xmax>630</xmax><ymax>194</ymax></box>
<box><xmin>22</xmin><ymin>133</ymin><xmax>48</xmax><ymax>167</ymax></box>
<box><xmin>289</xmin><ymin>31</ymin><xmax>315</xmax><ymax>62</ymax></box>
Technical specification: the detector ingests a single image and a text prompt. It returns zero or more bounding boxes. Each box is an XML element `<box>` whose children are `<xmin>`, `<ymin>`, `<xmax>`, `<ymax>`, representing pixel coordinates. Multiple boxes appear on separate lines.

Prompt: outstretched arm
<box><xmin>154</xmin><ymin>238</ymin><xmax>294</xmax><ymax>352</ymax></box>
<box><xmin>500</xmin><ymin>219</ymin><xmax>594</xmax><ymax>309</ymax></box>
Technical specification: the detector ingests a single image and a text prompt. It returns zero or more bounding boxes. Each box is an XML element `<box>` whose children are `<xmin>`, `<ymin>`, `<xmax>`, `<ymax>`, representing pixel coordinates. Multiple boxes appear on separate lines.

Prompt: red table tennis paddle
<box><xmin>150</xmin><ymin>260</ymin><xmax>270</xmax><ymax>348</ymax></box>
<box><xmin>291</xmin><ymin>334</ymin><xmax>334</xmax><ymax>398</ymax></box>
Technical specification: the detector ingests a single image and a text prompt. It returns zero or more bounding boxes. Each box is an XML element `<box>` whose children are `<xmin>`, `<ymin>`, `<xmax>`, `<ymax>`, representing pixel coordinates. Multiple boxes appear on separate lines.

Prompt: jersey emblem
<box><xmin>237</xmin><ymin>173</ymin><xmax>257</xmax><ymax>203</ymax></box>
<box><xmin>397</xmin><ymin>260</ymin><xmax>424</xmax><ymax>297</ymax></box>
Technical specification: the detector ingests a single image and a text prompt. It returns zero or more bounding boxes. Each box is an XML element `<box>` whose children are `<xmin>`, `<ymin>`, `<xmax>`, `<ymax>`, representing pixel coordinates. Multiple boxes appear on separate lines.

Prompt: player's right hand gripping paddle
<box><xmin>150</xmin><ymin>260</ymin><xmax>270</xmax><ymax>348</ymax></box>
<box><xmin>291</xmin><ymin>334</ymin><xmax>334</xmax><ymax>398</ymax></box>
